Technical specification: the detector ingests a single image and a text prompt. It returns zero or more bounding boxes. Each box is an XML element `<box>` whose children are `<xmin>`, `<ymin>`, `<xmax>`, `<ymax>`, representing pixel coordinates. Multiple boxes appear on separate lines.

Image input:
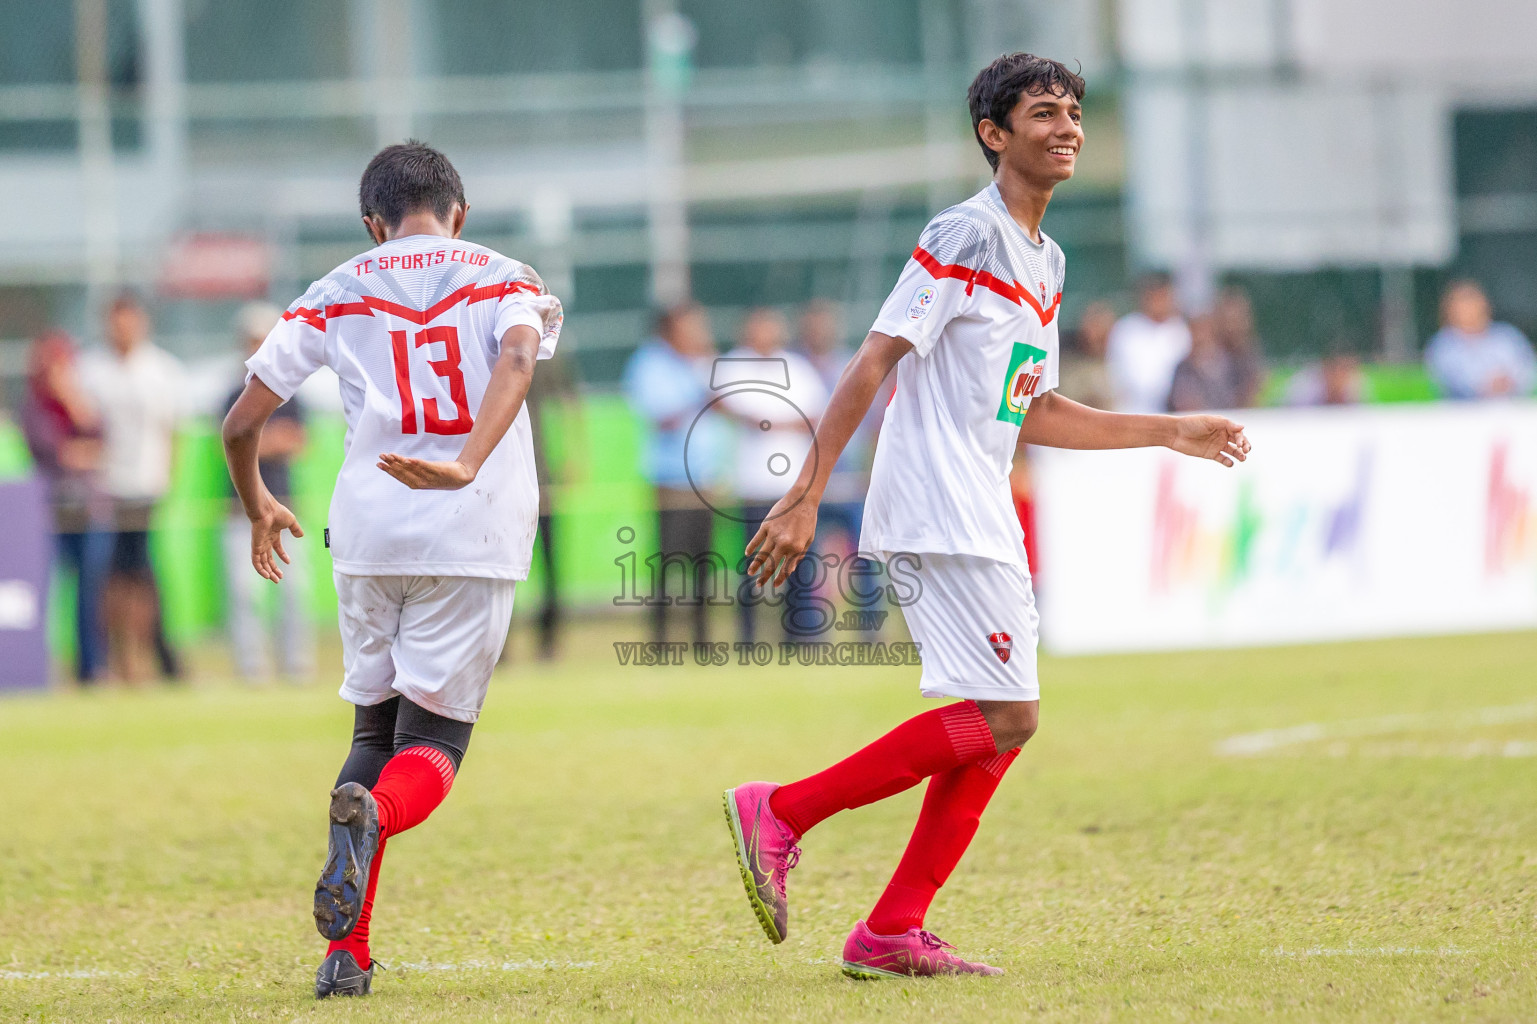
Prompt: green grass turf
<box><xmin>2</xmin><ymin>627</ymin><xmax>1535</xmax><ymax>1021</ymax></box>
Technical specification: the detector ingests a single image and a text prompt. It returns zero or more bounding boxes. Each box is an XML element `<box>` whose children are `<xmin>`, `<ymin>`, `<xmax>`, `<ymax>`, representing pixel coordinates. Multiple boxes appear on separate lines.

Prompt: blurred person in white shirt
<box><xmin>1105</xmin><ymin>272</ymin><xmax>1190</xmax><ymax>413</ymax></box>
<box><xmin>220</xmin><ymin>302</ymin><xmax>314</xmax><ymax>682</ymax></box>
<box><xmin>721</xmin><ymin>308</ymin><xmax>828</xmax><ymax>643</ymax></box>
<box><xmin>81</xmin><ymin>291</ymin><xmax>186</xmax><ymax>682</ymax></box>
<box><xmin>1423</xmin><ymin>279</ymin><xmax>1536</xmax><ymax>400</ymax></box>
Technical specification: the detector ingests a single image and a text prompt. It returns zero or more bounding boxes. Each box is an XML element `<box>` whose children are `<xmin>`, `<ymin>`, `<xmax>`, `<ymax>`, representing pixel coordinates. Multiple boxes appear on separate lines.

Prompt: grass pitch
<box><xmin>2</xmin><ymin>627</ymin><xmax>1535</xmax><ymax>1022</ymax></box>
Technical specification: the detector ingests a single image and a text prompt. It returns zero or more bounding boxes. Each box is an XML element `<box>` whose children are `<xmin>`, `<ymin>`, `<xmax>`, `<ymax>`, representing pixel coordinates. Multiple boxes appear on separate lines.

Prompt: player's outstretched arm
<box><xmin>377</xmin><ymin>324</ymin><xmax>542</xmax><ymax>490</ymax></box>
<box><xmin>747</xmin><ymin>330</ymin><xmax>911</xmax><ymax>586</ymax></box>
<box><xmin>222</xmin><ymin>377</ymin><xmax>305</xmax><ymax>583</ymax></box>
<box><xmin>1018</xmin><ymin>391</ymin><xmax>1251</xmax><ymax>467</ymax></box>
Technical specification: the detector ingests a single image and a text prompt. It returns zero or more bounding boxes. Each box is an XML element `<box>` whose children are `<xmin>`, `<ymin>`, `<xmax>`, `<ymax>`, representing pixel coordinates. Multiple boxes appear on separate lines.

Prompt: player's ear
<box><xmin>362</xmin><ymin>214</ymin><xmax>387</xmax><ymax>246</ymax></box>
<box><xmin>450</xmin><ymin>202</ymin><xmax>468</xmax><ymax>239</ymax></box>
<box><xmin>976</xmin><ymin>117</ymin><xmax>1009</xmax><ymax>160</ymax></box>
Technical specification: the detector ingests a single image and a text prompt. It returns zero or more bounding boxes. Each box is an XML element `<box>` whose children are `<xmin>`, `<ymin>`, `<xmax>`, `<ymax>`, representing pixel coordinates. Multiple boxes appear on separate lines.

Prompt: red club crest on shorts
<box><xmin>987</xmin><ymin>631</ymin><xmax>1013</xmax><ymax>664</ymax></box>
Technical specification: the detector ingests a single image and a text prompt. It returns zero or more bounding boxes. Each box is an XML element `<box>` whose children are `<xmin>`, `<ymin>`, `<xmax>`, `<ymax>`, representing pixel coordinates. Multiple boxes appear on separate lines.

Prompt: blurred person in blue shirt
<box><xmin>1424</xmin><ymin>280</ymin><xmax>1536</xmax><ymax>400</ymax></box>
<box><xmin>623</xmin><ymin>302</ymin><xmax>732</xmax><ymax>645</ymax></box>
<box><xmin>796</xmin><ymin>299</ymin><xmax>891</xmax><ymax>536</ymax></box>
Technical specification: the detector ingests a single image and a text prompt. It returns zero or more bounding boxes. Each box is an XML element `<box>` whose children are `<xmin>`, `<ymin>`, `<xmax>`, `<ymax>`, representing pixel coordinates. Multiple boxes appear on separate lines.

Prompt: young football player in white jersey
<box><xmin>724</xmin><ymin>54</ymin><xmax>1251</xmax><ymax>978</ymax></box>
<box><xmin>222</xmin><ymin>142</ymin><xmax>562</xmax><ymax>999</ymax></box>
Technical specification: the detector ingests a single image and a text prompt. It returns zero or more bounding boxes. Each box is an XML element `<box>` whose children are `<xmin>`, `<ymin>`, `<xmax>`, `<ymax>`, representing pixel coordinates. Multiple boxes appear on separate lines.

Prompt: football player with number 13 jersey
<box><xmin>223</xmin><ymin>143</ymin><xmax>562</xmax><ymax>999</ymax></box>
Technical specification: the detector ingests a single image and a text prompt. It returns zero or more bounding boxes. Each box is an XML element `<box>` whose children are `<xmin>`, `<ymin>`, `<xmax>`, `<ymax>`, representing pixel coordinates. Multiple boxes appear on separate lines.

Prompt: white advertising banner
<box><xmin>1030</xmin><ymin>402</ymin><xmax>1537</xmax><ymax>654</ymax></box>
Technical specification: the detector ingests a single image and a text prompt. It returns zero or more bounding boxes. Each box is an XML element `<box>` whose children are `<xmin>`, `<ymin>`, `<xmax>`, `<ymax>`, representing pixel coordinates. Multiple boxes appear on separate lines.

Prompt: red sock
<box><xmin>866</xmin><ymin>746</ymin><xmax>1020</xmax><ymax>935</ymax></box>
<box><xmin>768</xmin><ymin>702</ymin><xmax>997</xmax><ymax>838</ymax></box>
<box><xmin>323</xmin><ymin>747</ymin><xmax>454</xmax><ymax>970</ymax></box>
<box><xmin>373</xmin><ymin>746</ymin><xmax>456</xmax><ymax>838</ymax></box>
<box><xmin>327</xmin><ymin>839</ymin><xmax>386</xmax><ymax>971</ymax></box>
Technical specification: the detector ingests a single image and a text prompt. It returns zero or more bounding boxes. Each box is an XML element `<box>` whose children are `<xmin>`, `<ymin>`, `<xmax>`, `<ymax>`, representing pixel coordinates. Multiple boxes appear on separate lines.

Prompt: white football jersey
<box><xmin>247</xmin><ymin>234</ymin><xmax>563</xmax><ymax>580</ymax></box>
<box><xmin>861</xmin><ymin>183</ymin><xmax>1064</xmax><ymax>568</ymax></box>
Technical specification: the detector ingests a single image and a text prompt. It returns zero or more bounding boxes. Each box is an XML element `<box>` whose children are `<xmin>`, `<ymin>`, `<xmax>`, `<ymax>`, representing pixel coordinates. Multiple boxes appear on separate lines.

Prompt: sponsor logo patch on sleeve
<box><xmin>906</xmin><ymin>286</ymin><xmax>937</xmax><ymax>322</ymax></box>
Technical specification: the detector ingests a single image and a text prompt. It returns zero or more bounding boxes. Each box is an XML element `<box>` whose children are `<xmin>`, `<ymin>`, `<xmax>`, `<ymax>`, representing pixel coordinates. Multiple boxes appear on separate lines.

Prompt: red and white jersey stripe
<box><xmin>861</xmin><ymin>183</ymin><xmax>1063</xmax><ymax>569</ymax></box>
<box><xmin>247</xmin><ymin>235</ymin><xmax>562</xmax><ymax>580</ymax></box>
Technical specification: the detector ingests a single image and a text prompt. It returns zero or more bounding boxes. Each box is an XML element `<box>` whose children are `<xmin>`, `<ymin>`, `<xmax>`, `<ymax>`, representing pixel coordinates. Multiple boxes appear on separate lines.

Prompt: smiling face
<box><xmin>978</xmin><ymin>88</ymin><xmax>1083</xmax><ymax>187</ymax></box>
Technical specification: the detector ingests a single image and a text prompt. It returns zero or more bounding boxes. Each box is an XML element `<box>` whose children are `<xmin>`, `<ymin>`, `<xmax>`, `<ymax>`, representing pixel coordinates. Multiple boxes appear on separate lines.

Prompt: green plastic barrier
<box><xmin>1257</xmin><ymin>363</ymin><xmax>1439</xmax><ymax>406</ymax></box>
<box><xmin>1361</xmin><ymin>364</ymin><xmax>1439</xmax><ymax>403</ymax></box>
<box><xmin>7</xmin><ymin>395</ymin><xmax>683</xmax><ymax>652</ymax></box>
<box><xmin>0</xmin><ymin>420</ymin><xmax>31</xmax><ymax>478</ymax></box>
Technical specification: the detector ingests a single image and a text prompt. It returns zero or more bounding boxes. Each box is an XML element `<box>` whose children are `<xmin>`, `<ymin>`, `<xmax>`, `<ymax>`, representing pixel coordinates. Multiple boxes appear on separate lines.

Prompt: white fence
<box><xmin>1031</xmin><ymin>401</ymin><xmax>1537</xmax><ymax>653</ymax></box>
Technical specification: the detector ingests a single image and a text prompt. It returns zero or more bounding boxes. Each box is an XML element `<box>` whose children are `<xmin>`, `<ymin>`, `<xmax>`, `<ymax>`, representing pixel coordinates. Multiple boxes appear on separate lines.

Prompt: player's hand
<box><xmin>746</xmin><ymin>494</ymin><xmax>819</xmax><ymax>588</ymax></box>
<box><xmin>250</xmin><ymin>498</ymin><xmax>303</xmax><ymax>583</ymax></box>
<box><xmin>377</xmin><ymin>453</ymin><xmax>476</xmax><ymax>490</ymax></box>
<box><xmin>1169</xmin><ymin>414</ymin><xmax>1251</xmax><ymax>467</ymax></box>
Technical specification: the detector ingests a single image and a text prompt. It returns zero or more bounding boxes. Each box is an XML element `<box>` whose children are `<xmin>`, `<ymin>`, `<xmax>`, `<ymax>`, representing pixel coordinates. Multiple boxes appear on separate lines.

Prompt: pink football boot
<box><xmin>839</xmin><ymin>919</ymin><xmax>1003</xmax><ymax>979</ymax></box>
<box><xmin>723</xmin><ymin>782</ymin><xmax>800</xmax><ymax>943</ymax></box>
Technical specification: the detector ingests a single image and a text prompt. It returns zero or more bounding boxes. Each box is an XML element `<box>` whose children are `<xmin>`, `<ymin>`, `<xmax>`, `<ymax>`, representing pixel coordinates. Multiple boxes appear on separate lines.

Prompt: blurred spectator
<box><xmin>1212</xmin><ymin>286</ymin><xmax>1265</xmax><ymax>407</ymax></box>
<box><xmin>1168</xmin><ymin>295</ymin><xmax>1263</xmax><ymax>412</ymax></box>
<box><xmin>81</xmin><ymin>292</ymin><xmax>185</xmax><ymax>683</ymax></box>
<box><xmin>19</xmin><ymin>331</ymin><xmax>111</xmax><ymax>684</ymax></box>
<box><xmin>520</xmin><ymin>347</ymin><xmax>585</xmax><ymax>660</ymax></box>
<box><xmin>1168</xmin><ymin>316</ymin><xmax>1223</xmax><ymax>412</ymax></box>
<box><xmin>622</xmin><ymin>302</ymin><xmax>731</xmax><ymax>646</ymax></box>
<box><xmin>220</xmin><ymin>303</ymin><xmax>314</xmax><ymax>682</ymax></box>
<box><xmin>795</xmin><ymin>299</ymin><xmax>886</xmax><ymax>545</ymax></box>
<box><xmin>722</xmin><ymin>308</ymin><xmax>828</xmax><ymax>642</ymax></box>
<box><xmin>1424</xmin><ymin>280</ymin><xmax>1536</xmax><ymax>400</ymax></box>
<box><xmin>1106</xmin><ymin>272</ymin><xmax>1191</xmax><ymax>413</ymax></box>
<box><xmin>1287</xmin><ymin>337</ymin><xmax>1367</xmax><ymax>406</ymax></box>
<box><xmin>1056</xmin><ymin>300</ymin><xmax>1115</xmax><ymax>409</ymax></box>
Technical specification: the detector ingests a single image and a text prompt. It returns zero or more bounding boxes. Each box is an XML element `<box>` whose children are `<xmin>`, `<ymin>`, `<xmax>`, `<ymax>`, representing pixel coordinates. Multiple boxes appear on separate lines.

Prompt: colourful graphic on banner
<box><xmin>1151</xmin><ymin>450</ymin><xmax>1372</xmax><ymax>597</ymax></box>
<box><xmin>1486</xmin><ymin>440</ymin><xmax>1535</xmax><ymax>575</ymax></box>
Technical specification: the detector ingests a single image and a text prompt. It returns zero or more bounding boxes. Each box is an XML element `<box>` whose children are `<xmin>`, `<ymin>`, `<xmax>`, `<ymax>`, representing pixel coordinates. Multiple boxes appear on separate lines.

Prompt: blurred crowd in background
<box><xmin>15</xmin><ymin>269</ymin><xmax>1533</xmax><ymax>687</ymax></box>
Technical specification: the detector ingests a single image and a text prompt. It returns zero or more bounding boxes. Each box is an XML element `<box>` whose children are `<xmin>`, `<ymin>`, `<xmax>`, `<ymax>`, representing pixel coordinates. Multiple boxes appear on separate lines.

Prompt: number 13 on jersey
<box><xmin>390</xmin><ymin>326</ymin><xmax>473</xmax><ymax>435</ymax></box>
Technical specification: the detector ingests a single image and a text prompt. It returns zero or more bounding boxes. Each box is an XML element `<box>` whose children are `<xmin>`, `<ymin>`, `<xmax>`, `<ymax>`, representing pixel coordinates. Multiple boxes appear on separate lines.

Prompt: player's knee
<box><xmin>1003</xmin><ymin>714</ymin><xmax>1039</xmax><ymax>750</ymax></box>
<box><xmin>977</xmin><ymin>699</ymin><xmax>1038</xmax><ymax>752</ymax></box>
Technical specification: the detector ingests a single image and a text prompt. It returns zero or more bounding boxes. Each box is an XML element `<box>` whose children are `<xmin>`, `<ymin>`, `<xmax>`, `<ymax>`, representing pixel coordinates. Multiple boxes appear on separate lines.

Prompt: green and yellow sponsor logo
<box><xmin>996</xmin><ymin>341</ymin><xmax>1048</xmax><ymax>425</ymax></box>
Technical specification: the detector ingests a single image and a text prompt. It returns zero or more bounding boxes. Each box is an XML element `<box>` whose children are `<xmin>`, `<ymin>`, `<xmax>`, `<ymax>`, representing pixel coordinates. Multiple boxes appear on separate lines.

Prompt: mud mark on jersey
<box><xmin>996</xmin><ymin>341</ymin><xmax>1048</xmax><ymax>425</ymax></box>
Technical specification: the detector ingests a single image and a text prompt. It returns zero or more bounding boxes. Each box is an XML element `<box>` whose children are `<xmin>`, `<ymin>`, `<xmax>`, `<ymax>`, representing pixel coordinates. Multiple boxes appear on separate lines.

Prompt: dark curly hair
<box><xmin>967</xmin><ymin>53</ymin><xmax>1086</xmax><ymax>171</ymax></box>
<box><xmin>358</xmin><ymin>141</ymin><xmax>466</xmax><ymax>230</ymax></box>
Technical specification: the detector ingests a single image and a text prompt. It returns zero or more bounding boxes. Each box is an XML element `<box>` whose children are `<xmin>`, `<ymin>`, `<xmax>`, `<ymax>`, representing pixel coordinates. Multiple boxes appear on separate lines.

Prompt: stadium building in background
<box><xmin>0</xmin><ymin>0</ymin><xmax>1533</xmax><ymax>400</ymax></box>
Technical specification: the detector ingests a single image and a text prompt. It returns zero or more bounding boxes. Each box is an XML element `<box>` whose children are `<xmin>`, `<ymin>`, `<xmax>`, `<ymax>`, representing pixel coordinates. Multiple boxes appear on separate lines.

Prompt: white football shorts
<box><xmin>898</xmin><ymin>553</ymin><xmax>1040</xmax><ymax>702</ymax></box>
<box><xmin>334</xmin><ymin>573</ymin><xmax>517</xmax><ymax>723</ymax></box>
